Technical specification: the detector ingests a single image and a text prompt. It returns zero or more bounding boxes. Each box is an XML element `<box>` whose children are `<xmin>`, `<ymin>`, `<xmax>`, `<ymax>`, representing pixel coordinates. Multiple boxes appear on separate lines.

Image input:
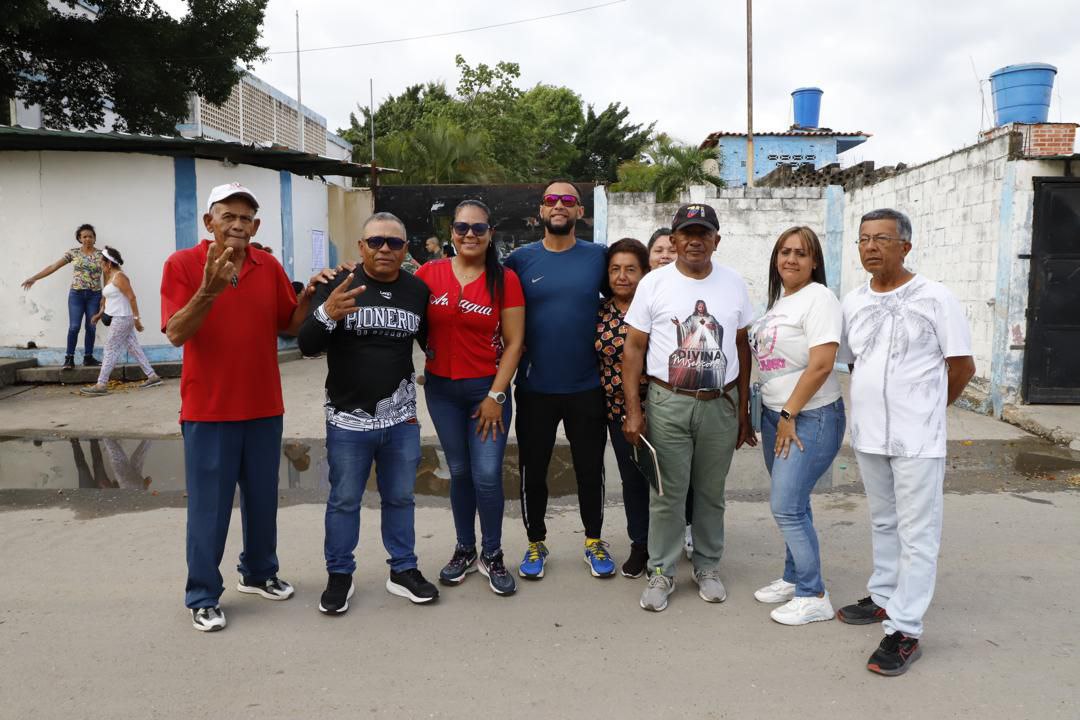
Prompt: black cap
<box><xmin>671</xmin><ymin>203</ymin><xmax>719</xmax><ymax>233</ymax></box>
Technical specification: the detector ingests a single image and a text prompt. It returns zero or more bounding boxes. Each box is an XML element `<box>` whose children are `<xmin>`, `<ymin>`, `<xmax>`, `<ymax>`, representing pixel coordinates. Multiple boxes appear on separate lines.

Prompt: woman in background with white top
<box><xmin>748</xmin><ymin>226</ymin><xmax>845</xmax><ymax>626</ymax></box>
<box><xmin>81</xmin><ymin>246</ymin><xmax>162</xmax><ymax>396</ymax></box>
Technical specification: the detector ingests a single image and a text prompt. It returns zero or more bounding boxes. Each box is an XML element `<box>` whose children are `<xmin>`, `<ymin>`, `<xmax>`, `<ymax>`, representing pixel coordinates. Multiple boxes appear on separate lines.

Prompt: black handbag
<box><xmin>101</xmin><ymin>313</ymin><xmax>112</xmax><ymax>326</ymax></box>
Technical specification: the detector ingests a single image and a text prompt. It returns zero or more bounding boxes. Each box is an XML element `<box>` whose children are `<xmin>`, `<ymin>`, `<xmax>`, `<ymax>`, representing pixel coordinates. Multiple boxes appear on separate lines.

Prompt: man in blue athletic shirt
<box><xmin>504</xmin><ymin>180</ymin><xmax>614</xmax><ymax>580</ymax></box>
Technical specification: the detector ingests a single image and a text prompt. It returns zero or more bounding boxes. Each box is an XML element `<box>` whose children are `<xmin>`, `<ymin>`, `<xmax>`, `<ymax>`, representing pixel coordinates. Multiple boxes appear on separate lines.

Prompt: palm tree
<box><xmin>650</xmin><ymin>137</ymin><xmax>724</xmax><ymax>202</ymax></box>
<box><xmin>377</xmin><ymin>117</ymin><xmax>497</xmax><ymax>185</ymax></box>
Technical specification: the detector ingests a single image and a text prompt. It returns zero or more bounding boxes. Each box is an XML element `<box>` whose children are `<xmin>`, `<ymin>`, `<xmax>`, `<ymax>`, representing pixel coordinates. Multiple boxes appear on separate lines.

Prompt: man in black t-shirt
<box><xmin>298</xmin><ymin>211</ymin><xmax>437</xmax><ymax>614</ymax></box>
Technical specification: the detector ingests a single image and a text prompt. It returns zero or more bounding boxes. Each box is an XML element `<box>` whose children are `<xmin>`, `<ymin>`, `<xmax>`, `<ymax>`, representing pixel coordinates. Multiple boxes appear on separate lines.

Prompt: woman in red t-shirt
<box><xmin>416</xmin><ymin>199</ymin><xmax>525</xmax><ymax>596</ymax></box>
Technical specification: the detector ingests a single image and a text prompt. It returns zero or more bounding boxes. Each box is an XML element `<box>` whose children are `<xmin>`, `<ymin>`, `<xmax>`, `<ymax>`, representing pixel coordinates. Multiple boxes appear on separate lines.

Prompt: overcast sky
<box><xmin>161</xmin><ymin>0</ymin><xmax>1078</xmax><ymax>166</ymax></box>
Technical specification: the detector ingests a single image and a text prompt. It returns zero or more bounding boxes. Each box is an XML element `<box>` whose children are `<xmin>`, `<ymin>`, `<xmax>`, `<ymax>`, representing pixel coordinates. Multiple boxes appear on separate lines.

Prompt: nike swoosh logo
<box><xmin>531</xmin><ymin>276</ymin><xmax>543</xmax><ymax>283</ymax></box>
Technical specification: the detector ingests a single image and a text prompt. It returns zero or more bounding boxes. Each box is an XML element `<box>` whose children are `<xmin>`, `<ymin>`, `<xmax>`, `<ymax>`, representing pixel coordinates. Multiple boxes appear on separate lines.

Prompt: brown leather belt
<box><xmin>649</xmin><ymin>376</ymin><xmax>738</xmax><ymax>408</ymax></box>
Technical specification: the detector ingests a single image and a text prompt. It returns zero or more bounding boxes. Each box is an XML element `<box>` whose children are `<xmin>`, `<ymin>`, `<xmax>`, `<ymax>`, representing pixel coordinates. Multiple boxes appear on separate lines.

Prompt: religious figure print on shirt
<box><xmin>669</xmin><ymin>299</ymin><xmax>727</xmax><ymax>389</ymax></box>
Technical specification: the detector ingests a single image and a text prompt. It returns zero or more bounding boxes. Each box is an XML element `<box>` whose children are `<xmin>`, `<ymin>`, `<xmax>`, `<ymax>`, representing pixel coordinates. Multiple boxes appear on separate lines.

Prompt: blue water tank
<box><xmin>792</xmin><ymin>87</ymin><xmax>823</xmax><ymax>129</ymax></box>
<box><xmin>989</xmin><ymin>63</ymin><xmax>1057</xmax><ymax>125</ymax></box>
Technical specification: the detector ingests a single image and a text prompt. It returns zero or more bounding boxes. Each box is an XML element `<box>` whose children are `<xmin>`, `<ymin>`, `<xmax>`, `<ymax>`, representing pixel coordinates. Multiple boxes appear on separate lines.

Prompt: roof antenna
<box><xmin>970</xmin><ymin>56</ymin><xmax>989</xmax><ymax>132</ymax></box>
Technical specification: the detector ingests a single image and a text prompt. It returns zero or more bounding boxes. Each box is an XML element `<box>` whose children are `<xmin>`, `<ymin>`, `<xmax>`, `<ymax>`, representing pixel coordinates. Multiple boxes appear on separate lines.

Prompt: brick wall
<box><xmin>980</xmin><ymin>122</ymin><xmax>1077</xmax><ymax>157</ymax></box>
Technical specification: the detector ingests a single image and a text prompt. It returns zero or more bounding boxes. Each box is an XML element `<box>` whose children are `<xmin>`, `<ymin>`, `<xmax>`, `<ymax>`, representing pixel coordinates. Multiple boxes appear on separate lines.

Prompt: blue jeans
<box><xmin>182</xmin><ymin>416</ymin><xmax>283</xmax><ymax>609</ymax></box>
<box><xmin>424</xmin><ymin>373</ymin><xmax>511</xmax><ymax>556</ymax></box>
<box><xmin>67</xmin><ymin>288</ymin><xmax>101</xmax><ymax>358</ymax></box>
<box><xmin>608</xmin><ymin>418</ymin><xmax>649</xmax><ymax>545</ymax></box>
<box><xmin>325</xmin><ymin>420</ymin><xmax>421</xmax><ymax>574</ymax></box>
<box><xmin>761</xmin><ymin>398</ymin><xmax>846</xmax><ymax>596</ymax></box>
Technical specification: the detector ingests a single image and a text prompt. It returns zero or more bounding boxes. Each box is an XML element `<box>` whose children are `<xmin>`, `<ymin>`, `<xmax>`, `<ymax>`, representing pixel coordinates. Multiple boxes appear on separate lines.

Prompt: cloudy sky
<box><xmin>162</xmin><ymin>0</ymin><xmax>1078</xmax><ymax>167</ymax></box>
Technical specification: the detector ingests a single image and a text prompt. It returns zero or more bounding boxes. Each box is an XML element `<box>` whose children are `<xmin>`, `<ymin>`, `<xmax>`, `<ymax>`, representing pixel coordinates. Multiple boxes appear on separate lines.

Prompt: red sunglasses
<box><xmin>541</xmin><ymin>193</ymin><xmax>580</xmax><ymax>208</ymax></box>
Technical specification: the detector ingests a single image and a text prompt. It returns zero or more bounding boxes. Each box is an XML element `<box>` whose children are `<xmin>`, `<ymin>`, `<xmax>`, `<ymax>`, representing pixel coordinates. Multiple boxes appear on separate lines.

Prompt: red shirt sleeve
<box><xmin>503</xmin><ymin>268</ymin><xmax>525</xmax><ymax>309</ymax></box>
<box><xmin>160</xmin><ymin>254</ymin><xmax>196</xmax><ymax>334</ymax></box>
<box><xmin>273</xmin><ymin>261</ymin><xmax>299</xmax><ymax>331</ymax></box>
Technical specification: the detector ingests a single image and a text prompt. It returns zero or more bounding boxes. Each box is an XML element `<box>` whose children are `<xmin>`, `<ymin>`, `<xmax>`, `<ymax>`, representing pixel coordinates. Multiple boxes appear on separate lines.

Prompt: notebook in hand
<box><xmin>631</xmin><ymin>435</ymin><xmax>664</xmax><ymax>496</ymax></box>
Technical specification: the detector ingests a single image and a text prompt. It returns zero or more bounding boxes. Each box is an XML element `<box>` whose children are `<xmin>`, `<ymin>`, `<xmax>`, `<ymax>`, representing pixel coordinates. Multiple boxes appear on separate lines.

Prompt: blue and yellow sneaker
<box><xmin>584</xmin><ymin>538</ymin><xmax>616</xmax><ymax>578</ymax></box>
<box><xmin>519</xmin><ymin>541</ymin><xmax>548</xmax><ymax>580</ymax></box>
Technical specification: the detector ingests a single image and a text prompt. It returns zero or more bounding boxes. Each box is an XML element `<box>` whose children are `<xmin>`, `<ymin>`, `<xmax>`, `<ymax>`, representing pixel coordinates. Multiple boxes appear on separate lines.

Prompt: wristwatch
<box><xmin>487</xmin><ymin>390</ymin><xmax>507</xmax><ymax>405</ymax></box>
<box><xmin>780</xmin><ymin>408</ymin><xmax>794</xmax><ymax>421</ymax></box>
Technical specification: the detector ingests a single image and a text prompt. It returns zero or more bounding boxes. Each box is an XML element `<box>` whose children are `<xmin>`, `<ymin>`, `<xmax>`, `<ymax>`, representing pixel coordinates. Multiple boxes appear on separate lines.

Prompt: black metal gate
<box><xmin>1024</xmin><ymin>178</ymin><xmax>1080</xmax><ymax>403</ymax></box>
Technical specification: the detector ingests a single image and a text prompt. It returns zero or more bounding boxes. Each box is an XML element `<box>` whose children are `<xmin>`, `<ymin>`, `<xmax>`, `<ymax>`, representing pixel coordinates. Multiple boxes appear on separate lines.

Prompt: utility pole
<box><xmin>295</xmin><ymin>10</ymin><xmax>304</xmax><ymax>152</ymax></box>
<box><xmin>369</xmin><ymin>78</ymin><xmax>378</xmax><ymax>188</ymax></box>
<box><xmin>746</xmin><ymin>0</ymin><xmax>755</xmax><ymax>187</ymax></box>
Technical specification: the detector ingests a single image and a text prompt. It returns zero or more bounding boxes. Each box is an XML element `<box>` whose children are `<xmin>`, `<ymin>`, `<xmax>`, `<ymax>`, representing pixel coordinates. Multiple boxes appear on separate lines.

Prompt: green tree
<box><xmin>2</xmin><ymin>0</ymin><xmax>268</xmax><ymax>134</ymax></box>
<box><xmin>339</xmin><ymin>81</ymin><xmax>453</xmax><ymax>162</ymax></box>
<box><xmin>568</xmin><ymin>102</ymin><xmax>654</xmax><ymax>183</ymax></box>
<box><xmin>612</xmin><ymin>136</ymin><xmax>724</xmax><ymax>201</ymax></box>
<box><xmin>376</xmin><ymin>117</ymin><xmax>496</xmax><ymax>185</ymax></box>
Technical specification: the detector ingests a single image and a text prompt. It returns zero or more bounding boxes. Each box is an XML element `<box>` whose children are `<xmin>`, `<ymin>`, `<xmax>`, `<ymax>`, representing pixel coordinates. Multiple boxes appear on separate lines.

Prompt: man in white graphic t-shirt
<box><xmin>622</xmin><ymin>203</ymin><xmax>756</xmax><ymax>612</ymax></box>
<box><xmin>835</xmin><ymin>208</ymin><xmax>975</xmax><ymax>676</ymax></box>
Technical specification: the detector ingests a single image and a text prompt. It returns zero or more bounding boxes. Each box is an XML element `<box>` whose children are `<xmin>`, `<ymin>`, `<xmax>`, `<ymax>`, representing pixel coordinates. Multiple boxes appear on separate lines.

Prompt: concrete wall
<box><xmin>328</xmin><ymin>186</ymin><xmax>374</xmax><ymax>266</ymax></box>
<box><xmin>717</xmin><ymin>136</ymin><xmax>843</xmax><ymax>187</ymax></box>
<box><xmin>607</xmin><ymin>186</ymin><xmax>830</xmax><ymax>312</ymax></box>
<box><xmin>3</xmin><ymin>150</ymin><xmax>335</xmax><ymax>364</ymax></box>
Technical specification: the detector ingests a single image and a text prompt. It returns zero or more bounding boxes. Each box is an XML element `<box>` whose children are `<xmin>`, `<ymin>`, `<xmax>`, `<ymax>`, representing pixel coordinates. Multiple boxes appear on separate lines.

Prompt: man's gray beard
<box><xmin>543</xmin><ymin>217</ymin><xmax>575</xmax><ymax>236</ymax></box>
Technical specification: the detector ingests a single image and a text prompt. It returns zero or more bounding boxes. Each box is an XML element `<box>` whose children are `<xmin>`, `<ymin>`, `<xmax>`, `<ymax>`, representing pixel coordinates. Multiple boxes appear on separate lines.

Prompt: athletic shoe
<box><xmin>191</xmin><ymin>606</ymin><xmax>226</xmax><ymax>632</ymax></box>
<box><xmin>519</xmin><ymin>541</ymin><xmax>549</xmax><ymax>580</ymax></box>
<box><xmin>79</xmin><ymin>384</ymin><xmax>108</xmax><ymax>396</ymax></box>
<box><xmin>236</xmin><ymin>575</ymin><xmax>295</xmax><ymax>600</ymax></box>
<box><xmin>684</xmin><ymin>524</ymin><xmax>694</xmax><ymax>560</ymax></box>
<box><xmin>836</xmin><ymin>596</ymin><xmax>889</xmax><ymax>625</ymax></box>
<box><xmin>439</xmin><ymin>545</ymin><xmax>478</xmax><ymax>586</ymax></box>
<box><xmin>867</xmin><ymin>632</ymin><xmax>922</xmax><ymax>676</ymax></box>
<box><xmin>693</xmin><ymin>568</ymin><xmax>727</xmax><ymax>603</ymax></box>
<box><xmin>621</xmin><ymin>542</ymin><xmax>648</xmax><ymax>579</ymax></box>
<box><xmin>640</xmin><ymin>568</ymin><xmax>675</xmax><ymax>612</ymax></box>
<box><xmin>478</xmin><ymin>550</ymin><xmax>516</xmax><ymax>596</ymax></box>
<box><xmin>318</xmin><ymin>572</ymin><xmax>355</xmax><ymax>615</ymax></box>
<box><xmin>62</xmin><ymin>355</ymin><xmax>75</xmax><ymax>370</ymax></box>
<box><xmin>583</xmin><ymin>538</ymin><xmax>616</xmax><ymax>578</ymax></box>
<box><xmin>386</xmin><ymin>568</ymin><xmax>439</xmax><ymax>604</ymax></box>
<box><xmin>139</xmin><ymin>375</ymin><xmax>163</xmax><ymax>389</ymax></box>
<box><xmin>754</xmin><ymin>578</ymin><xmax>797</xmax><ymax>604</ymax></box>
<box><xmin>83</xmin><ymin>355</ymin><xmax>101</xmax><ymax>367</ymax></box>
<box><xmin>770</xmin><ymin>593</ymin><xmax>835</xmax><ymax>625</ymax></box>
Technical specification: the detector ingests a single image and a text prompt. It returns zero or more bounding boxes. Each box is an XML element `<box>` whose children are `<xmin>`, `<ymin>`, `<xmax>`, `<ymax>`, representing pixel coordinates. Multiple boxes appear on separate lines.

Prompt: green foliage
<box><xmin>340</xmin><ymin>55</ymin><xmax>653</xmax><ymax>185</ymax></box>
<box><xmin>2</xmin><ymin>0</ymin><xmax>268</xmax><ymax>134</ymax></box>
<box><xmin>612</xmin><ymin>136</ymin><xmax>724</xmax><ymax>201</ymax></box>
<box><xmin>375</xmin><ymin>117</ymin><xmax>496</xmax><ymax>185</ymax></box>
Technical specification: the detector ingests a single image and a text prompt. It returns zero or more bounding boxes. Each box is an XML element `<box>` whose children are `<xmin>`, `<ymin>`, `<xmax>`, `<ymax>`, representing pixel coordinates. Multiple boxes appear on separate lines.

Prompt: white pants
<box><xmin>97</xmin><ymin>315</ymin><xmax>154</xmax><ymax>385</ymax></box>
<box><xmin>854</xmin><ymin>451</ymin><xmax>945</xmax><ymax>638</ymax></box>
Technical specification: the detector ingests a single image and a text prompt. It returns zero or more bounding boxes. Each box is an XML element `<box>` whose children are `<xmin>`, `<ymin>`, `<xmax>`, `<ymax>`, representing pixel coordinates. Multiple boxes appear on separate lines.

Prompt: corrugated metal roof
<box><xmin>701</xmin><ymin>128</ymin><xmax>871</xmax><ymax>148</ymax></box>
<box><xmin>0</xmin><ymin>125</ymin><xmax>395</xmax><ymax>177</ymax></box>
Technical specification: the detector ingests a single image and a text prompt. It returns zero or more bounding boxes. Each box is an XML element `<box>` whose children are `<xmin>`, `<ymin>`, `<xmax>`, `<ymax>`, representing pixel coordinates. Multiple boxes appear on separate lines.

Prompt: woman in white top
<box><xmin>80</xmin><ymin>246</ymin><xmax>161</xmax><ymax>395</ymax></box>
<box><xmin>748</xmin><ymin>226</ymin><xmax>846</xmax><ymax>626</ymax></box>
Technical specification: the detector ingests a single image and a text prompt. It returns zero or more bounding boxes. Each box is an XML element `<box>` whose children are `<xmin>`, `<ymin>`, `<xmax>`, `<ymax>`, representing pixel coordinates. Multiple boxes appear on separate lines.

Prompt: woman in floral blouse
<box><xmin>596</xmin><ymin>237</ymin><xmax>652</xmax><ymax>579</ymax></box>
<box><xmin>22</xmin><ymin>223</ymin><xmax>104</xmax><ymax>369</ymax></box>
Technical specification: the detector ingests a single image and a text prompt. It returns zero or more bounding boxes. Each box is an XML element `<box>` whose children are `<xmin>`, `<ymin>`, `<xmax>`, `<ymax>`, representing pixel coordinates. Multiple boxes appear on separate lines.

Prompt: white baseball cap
<box><xmin>206</xmin><ymin>182</ymin><xmax>259</xmax><ymax>214</ymax></box>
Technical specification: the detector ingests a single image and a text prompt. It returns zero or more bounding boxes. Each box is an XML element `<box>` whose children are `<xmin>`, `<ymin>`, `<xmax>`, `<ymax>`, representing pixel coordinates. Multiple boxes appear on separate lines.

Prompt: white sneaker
<box><xmin>769</xmin><ymin>593</ymin><xmax>834</xmax><ymax>626</ymax></box>
<box><xmin>684</xmin><ymin>525</ymin><xmax>694</xmax><ymax>560</ymax></box>
<box><xmin>754</xmin><ymin>578</ymin><xmax>796</xmax><ymax>604</ymax></box>
<box><xmin>191</xmin><ymin>606</ymin><xmax>226</xmax><ymax>632</ymax></box>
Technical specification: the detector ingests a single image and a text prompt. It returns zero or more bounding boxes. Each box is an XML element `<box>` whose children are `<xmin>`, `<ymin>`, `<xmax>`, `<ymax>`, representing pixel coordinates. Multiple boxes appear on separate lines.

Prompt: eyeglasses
<box><xmin>364</xmin><ymin>236</ymin><xmax>406</xmax><ymax>251</ymax></box>
<box><xmin>542</xmin><ymin>193</ymin><xmax>579</xmax><ymax>208</ymax></box>
<box><xmin>452</xmin><ymin>222</ymin><xmax>492</xmax><ymax>236</ymax></box>
<box><xmin>856</xmin><ymin>235</ymin><xmax>903</xmax><ymax>246</ymax></box>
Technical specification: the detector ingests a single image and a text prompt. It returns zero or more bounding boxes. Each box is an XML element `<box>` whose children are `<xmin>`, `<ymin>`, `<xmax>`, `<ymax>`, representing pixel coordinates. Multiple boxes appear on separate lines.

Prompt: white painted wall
<box><xmin>4</xmin><ymin>151</ymin><xmax>175</xmax><ymax>352</ymax></box>
<box><xmin>607</xmin><ymin>186</ymin><xmax>829</xmax><ymax>313</ymax></box>
<box><xmin>291</xmin><ymin>176</ymin><xmax>331</xmax><ymax>277</ymax></box>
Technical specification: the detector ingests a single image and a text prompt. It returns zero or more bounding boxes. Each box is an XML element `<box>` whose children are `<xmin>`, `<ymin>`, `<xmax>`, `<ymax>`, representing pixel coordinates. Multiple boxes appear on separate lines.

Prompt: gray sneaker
<box><xmin>693</xmin><ymin>568</ymin><xmax>727</xmax><ymax>603</ymax></box>
<box><xmin>79</xmin><ymin>384</ymin><xmax>108</xmax><ymax>396</ymax></box>
<box><xmin>639</xmin><ymin>569</ymin><xmax>675</xmax><ymax>612</ymax></box>
<box><xmin>139</xmin><ymin>375</ymin><xmax>163</xmax><ymax>389</ymax></box>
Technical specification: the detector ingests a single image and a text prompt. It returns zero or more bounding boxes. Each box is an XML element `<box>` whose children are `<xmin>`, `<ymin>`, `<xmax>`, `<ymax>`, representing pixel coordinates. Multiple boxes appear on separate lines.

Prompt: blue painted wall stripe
<box><xmin>824</xmin><ymin>184</ymin><xmax>844</xmax><ymax>296</ymax></box>
<box><xmin>989</xmin><ymin>162</ymin><xmax>1019</xmax><ymax>417</ymax></box>
<box><xmin>280</xmin><ymin>171</ymin><xmax>294</xmax><ymax>280</ymax></box>
<box><xmin>173</xmin><ymin>157</ymin><xmax>198</xmax><ymax>250</ymax></box>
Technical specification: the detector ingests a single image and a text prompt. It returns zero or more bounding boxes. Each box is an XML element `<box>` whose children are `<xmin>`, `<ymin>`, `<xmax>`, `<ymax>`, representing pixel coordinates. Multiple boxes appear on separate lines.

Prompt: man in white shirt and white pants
<box><xmin>836</xmin><ymin>208</ymin><xmax>975</xmax><ymax>676</ymax></box>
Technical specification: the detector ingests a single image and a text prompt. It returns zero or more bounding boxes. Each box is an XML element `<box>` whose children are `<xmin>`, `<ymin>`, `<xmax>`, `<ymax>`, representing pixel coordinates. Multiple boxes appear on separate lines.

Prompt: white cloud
<box><xmin>161</xmin><ymin>0</ymin><xmax>1078</xmax><ymax>166</ymax></box>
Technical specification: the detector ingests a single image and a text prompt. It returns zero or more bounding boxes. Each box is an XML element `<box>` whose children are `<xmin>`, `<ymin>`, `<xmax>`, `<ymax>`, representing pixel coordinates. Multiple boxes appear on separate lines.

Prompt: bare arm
<box><xmin>22</xmin><ymin>256</ymin><xmax>70</xmax><ymax>290</ymax></box>
<box><xmin>781</xmin><ymin>343</ymin><xmax>839</xmax><ymax>417</ymax></box>
<box><xmin>946</xmin><ymin>355</ymin><xmax>976</xmax><ymax>406</ymax></box>
<box><xmin>164</xmin><ymin>245</ymin><xmax>235</xmax><ymax>347</ymax></box>
<box><xmin>113</xmin><ymin>273</ymin><xmax>147</xmax><ymax>331</ymax></box>
<box><xmin>473</xmin><ymin>305</ymin><xmax>525</xmax><ymax>441</ymax></box>
<box><xmin>281</xmin><ymin>269</ymin><xmax>339</xmax><ymax>336</ymax></box>
<box><xmin>735</xmin><ymin>327</ymin><xmax>757</xmax><ymax>448</ymax></box>
<box><xmin>621</xmin><ymin>325</ymin><xmax>650</xmax><ymax>446</ymax></box>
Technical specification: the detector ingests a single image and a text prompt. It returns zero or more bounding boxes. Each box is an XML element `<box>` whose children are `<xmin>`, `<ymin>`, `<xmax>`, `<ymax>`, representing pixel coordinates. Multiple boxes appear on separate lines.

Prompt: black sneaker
<box><xmin>236</xmin><ymin>575</ymin><xmax>295</xmax><ymax>600</ymax></box>
<box><xmin>62</xmin><ymin>355</ymin><xmax>75</xmax><ymax>370</ymax></box>
<box><xmin>478</xmin><ymin>550</ymin><xmax>516</xmax><ymax>596</ymax></box>
<box><xmin>83</xmin><ymin>355</ymin><xmax>101</xmax><ymax>367</ymax></box>
<box><xmin>386</xmin><ymin>568</ymin><xmax>439</xmax><ymax>604</ymax></box>
<box><xmin>836</xmin><ymin>596</ymin><xmax>889</xmax><ymax>625</ymax></box>
<box><xmin>318</xmin><ymin>573</ymin><xmax>355</xmax><ymax>615</ymax></box>
<box><xmin>439</xmin><ymin>545</ymin><xmax>478</xmax><ymax>586</ymax></box>
<box><xmin>621</xmin><ymin>542</ymin><xmax>648</xmax><ymax>579</ymax></box>
<box><xmin>867</xmin><ymin>631</ymin><xmax>922</xmax><ymax>676</ymax></box>
<box><xmin>191</xmin><ymin>606</ymin><xmax>226</xmax><ymax>632</ymax></box>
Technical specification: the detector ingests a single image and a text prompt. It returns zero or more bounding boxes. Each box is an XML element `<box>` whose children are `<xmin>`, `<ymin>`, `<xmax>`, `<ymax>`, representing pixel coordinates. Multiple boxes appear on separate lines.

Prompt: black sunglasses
<box><xmin>452</xmin><ymin>222</ymin><xmax>492</xmax><ymax>236</ymax></box>
<box><xmin>364</xmin><ymin>236</ymin><xmax>406</xmax><ymax>251</ymax></box>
